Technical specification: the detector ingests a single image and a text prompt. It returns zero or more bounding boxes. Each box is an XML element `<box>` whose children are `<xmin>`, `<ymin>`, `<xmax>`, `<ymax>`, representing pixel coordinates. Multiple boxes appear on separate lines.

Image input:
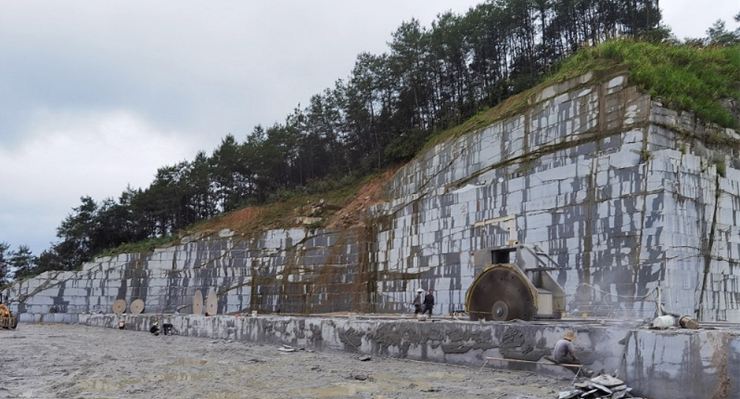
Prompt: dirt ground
<box><xmin>0</xmin><ymin>324</ymin><xmax>570</xmax><ymax>399</ymax></box>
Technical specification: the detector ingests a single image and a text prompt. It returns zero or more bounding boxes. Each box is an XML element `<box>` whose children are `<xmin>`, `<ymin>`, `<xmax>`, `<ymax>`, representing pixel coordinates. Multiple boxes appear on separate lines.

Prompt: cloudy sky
<box><xmin>1</xmin><ymin>1</ymin><xmax>738</xmax><ymax>255</ymax></box>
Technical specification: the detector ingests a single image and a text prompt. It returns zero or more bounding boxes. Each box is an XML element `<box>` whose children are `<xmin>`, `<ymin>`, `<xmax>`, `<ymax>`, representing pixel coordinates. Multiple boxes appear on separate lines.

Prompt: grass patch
<box><xmin>640</xmin><ymin>148</ymin><xmax>652</xmax><ymax>162</ymax></box>
<box><xmin>715</xmin><ymin>159</ymin><xmax>727</xmax><ymax>177</ymax></box>
<box><xmin>422</xmin><ymin>91</ymin><xmax>532</xmax><ymax>151</ymax></box>
<box><xmin>553</xmin><ymin>40</ymin><xmax>740</xmax><ymax>128</ymax></box>
<box><xmin>99</xmin><ymin>235</ymin><xmax>178</xmax><ymax>258</ymax></box>
<box><xmin>423</xmin><ymin>40</ymin><xmax>739</xmax><ymax>152</ymax></box>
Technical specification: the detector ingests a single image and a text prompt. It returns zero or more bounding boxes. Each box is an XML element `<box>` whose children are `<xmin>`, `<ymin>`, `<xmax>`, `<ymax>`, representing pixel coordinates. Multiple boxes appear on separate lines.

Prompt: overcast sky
<box><xmin>1</xmin><ymin>1</ymin><xmax>738</xmax><ymax>255</ymax></box>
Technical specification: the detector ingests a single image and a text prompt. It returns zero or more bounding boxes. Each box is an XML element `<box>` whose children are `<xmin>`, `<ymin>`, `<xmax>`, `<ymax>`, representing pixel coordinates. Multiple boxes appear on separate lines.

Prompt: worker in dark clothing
<box><xmin>149</xmin><ymin>321</ymin><xmax>160</xmax><ymax>336</ymax></box>
<box><xmin>552</xmin><ymin>330</ymin><xmax>585</xmax><ymax>374</ymax></box>
<box><xmin>423</xmin><ymin>290</ymin><xmax>435</xmax><ymax>316</ymax></box>
<box><xmin>413</xmin><ymin>288</ymin><xmax>424</xmax><ymax>315</ymax></box>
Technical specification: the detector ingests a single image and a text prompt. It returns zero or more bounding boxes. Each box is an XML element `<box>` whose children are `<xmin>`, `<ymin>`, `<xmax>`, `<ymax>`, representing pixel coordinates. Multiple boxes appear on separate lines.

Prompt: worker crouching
<box><xmin>552</xmin><ymin>330</ymin><xmax>591</xmax><ymax>376</ymax></box>
<box><xmin>150</xmin><ymin>321</ymin><xmax>160</xmax><ymax>336</ymax></box>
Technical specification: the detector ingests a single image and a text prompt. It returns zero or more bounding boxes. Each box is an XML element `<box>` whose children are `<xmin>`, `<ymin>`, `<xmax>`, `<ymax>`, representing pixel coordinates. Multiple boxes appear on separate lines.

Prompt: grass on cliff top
<box><xmin>98</xmin><ymin>235</ymin><xmax>178</xmax><ymax>258</ymax></box>
<box><xmin>424</xmin><ymin>40</ymin><xmax>740</xmax><ymax>150</ymax></box>
<box><xmin>556</xmin><ymin>40</ymin><xmax>740</xmax><ymax>128</ymax></box>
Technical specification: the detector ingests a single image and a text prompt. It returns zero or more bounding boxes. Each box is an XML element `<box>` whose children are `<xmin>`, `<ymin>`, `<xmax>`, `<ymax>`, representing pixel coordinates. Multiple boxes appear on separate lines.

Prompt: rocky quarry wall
<box><xmin>5</xmin><ymin>71</ymin><xmax>740</xmax><ymax>323</ymax></box>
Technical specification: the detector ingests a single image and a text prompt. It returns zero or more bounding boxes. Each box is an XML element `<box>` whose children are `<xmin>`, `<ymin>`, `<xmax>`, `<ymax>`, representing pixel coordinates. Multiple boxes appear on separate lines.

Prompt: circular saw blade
<box><xmin>129</xmin><ymin>299</ymin><xmax>145</xmax><ymax>315</ymax></box>
<box><xmin>112</xmin><ymin>299</ymin><xmax>127</xmax><ymax>315</ymax></box>
<box><xmin>466</xmin><ymin>265</ymin><xmax>535</xmax><ymax>321</ymax></box>
<box><xmin>205</xmin><ymin>289</ymin><xmax>218</xmax><ymax>316</ymax></box>
<box><xmin>193</xmin><ymin>289</ymin><xmax>203</xmax><ymax>315</ymax></box>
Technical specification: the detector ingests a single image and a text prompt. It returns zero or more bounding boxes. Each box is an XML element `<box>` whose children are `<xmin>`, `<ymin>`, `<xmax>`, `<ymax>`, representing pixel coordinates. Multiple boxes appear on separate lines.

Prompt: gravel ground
<box><xmin>0</xmin><ymin>324</ymin><xmax>570</xmax><ymax>399</ymax></box>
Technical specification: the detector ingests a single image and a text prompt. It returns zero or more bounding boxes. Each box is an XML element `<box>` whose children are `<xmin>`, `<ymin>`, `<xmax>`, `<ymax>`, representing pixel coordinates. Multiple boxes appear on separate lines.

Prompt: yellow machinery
<box><xmin>0</xmin><ymin>303</ymin><xmax>18</xmax><ymax>329</ymax></box>
<box><xmin>465</xmin><ymin>244</ymin><xmax>566</xmax><ymax>321</ymax></box>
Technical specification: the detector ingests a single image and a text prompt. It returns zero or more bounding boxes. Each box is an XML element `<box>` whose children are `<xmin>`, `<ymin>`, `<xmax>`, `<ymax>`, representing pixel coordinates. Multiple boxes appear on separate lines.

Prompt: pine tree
<box><xmin>0</xmin><ymin>242</ymin><xmax>10</xmax><ymax>287</ymax></box>
<box><xmin>9</xmin><ymin>245</ymin><xmax>36</xmax><ymax>280</ymax></box>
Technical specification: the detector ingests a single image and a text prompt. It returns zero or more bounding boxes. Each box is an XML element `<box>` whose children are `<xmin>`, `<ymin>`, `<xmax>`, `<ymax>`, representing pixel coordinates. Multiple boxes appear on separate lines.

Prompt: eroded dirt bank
<box><xmin>0</xmin><ymin>324</ymin><xmax>570</xmax><ymax>399</ymax></box>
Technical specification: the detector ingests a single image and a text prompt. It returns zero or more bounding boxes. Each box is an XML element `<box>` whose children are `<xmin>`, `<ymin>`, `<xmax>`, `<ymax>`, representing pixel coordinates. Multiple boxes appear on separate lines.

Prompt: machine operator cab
<box><xmin>465</xmin><ymin>244</ymin><xmax>565</xmax><ymax>321</ymax></box>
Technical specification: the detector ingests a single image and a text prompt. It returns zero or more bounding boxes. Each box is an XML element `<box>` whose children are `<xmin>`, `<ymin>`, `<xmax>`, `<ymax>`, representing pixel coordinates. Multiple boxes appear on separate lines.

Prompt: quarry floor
<box><xmin>0</xmin><ymin>324</ymin><xmax>571</xmax><ymax>399</ymax></box>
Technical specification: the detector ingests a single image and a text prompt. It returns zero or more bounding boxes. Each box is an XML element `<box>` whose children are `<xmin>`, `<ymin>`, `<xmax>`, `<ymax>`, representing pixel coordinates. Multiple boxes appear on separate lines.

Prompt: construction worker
<box><xmin>552</xmin><ymin>330</ymin><xmax>585</xmax><ymax>374</ymax></box>
<box><xmin>149</xmin><ymin>321</ymin><xmax>160</xmax><ymax>336</ymax></box>
<box><xmin>413</xmin><ymin>288</ymin><xmax>424</xmax><ymax>315</ymax></box>
<box><xmin>423</xmin><ymin>289</ymin><xmax>435</xmax><ymax>316</ymax></box>
<box><xmin>553</xmin><ymin>330</ymin><xmax>579</xmax><ymax>362</ymax></box>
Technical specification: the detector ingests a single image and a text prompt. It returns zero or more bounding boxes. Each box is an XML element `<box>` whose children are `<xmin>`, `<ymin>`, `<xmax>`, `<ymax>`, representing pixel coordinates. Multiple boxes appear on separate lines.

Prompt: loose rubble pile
<box><xmin>558</xmin><ymin>374</ymin><xmax>645</xmax><ymax>399</ymax></box>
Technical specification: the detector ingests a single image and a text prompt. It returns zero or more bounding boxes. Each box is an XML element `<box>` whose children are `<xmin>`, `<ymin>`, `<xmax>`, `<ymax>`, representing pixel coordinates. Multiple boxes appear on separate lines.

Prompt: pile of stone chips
<box><xmin>557</xmin><ymin>374</ymin><xmax>646</xmax><ymax>399</ymax></box>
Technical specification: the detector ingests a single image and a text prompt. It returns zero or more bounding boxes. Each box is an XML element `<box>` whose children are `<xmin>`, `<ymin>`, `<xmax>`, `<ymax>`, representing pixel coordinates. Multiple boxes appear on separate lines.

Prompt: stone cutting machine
<box><xmin>465</xmin><ymin>244</ymin><xmax>565</xmax><ymax>321</ymax></box>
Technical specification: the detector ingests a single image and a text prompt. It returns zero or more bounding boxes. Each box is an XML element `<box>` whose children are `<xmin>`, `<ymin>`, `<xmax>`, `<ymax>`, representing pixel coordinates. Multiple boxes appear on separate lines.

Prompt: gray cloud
<box><xmin>662</xmin><ymin>0</ymin><xmax>739</xmax><ymax>40</ymax></box>
<box><xmin>0</xmin><ymin>1</ymin><xmax>482</xmax><ymax>146</ymax></box>
<box><xmin>0</xmin><ymin>110</ymin><xmax>200</xmax><ymax>253</ymax></box>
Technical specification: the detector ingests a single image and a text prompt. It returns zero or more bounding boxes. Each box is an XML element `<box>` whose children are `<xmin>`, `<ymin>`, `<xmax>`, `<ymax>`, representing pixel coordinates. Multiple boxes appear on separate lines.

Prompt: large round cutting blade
<box><xmin>205</xmin><ymin>289</ymin><xmax>218</xmax><ymax>316</ymax></box>
<box><xmin>112</xmin><ymin>299</ymin><xmax>127</xmax><ymax>315</ymax></box>
<box><xmin>465</xmin><ymin>265</ymin><xmax>536</xmax><ymax>321</ymax></box>
<box><xmin>129</xmin><ymin>299</ymin><xmax>145</xmax><ymax>315</ymax></box>
<box><xmin>193</xmin><ymin>289</ymin><xmax>203</xmax><ymax>315</ymax></box>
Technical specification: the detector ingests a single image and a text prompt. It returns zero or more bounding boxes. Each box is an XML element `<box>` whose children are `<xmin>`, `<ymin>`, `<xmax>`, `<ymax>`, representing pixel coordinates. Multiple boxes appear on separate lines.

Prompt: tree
<box><xmin>9</xmin><ymin>245</ymin><xmax>36</xmax><ymax>280</ymax></box>
<box><xmin>211</xmin><ymin>135</ymin><xmax>254</xmax><ymax>211</ymax></box>
<box><xmin>0</xmin><ymin>242</ymin><xmax>10</xmax><ymax>287</ymax></box>
<box><xmin>53</xmin><ymin>196</ymin><xmax>99</xmax><ymax>270</ymax></box>
<box><xmin>707</xmin><ymin>19</ymin><xmax>739</xmax><ymax>46</ymax></box>
<box><xmin>342</xmin><ymin>53</ymin><xmax>392</xmax><ymax>170</ymax></box>
<box><xmin>35</xmin><ymin>249</ymin><xmax>65</xmax><ymax>276</ymax></box>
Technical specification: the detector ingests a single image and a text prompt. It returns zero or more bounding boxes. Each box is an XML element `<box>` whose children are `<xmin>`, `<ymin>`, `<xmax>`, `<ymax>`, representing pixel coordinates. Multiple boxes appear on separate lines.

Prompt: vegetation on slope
<box><xmin>424</xmin><ymin>39</ymin><xmax>740</xmax><ymax>149</ymax></box>
<box><xmin>556</xmin><ymin>40</ymin><xmax>740</xmax><ymax>128</ymax></box>
<box><xmin>180</xmin><ymin>172</ymin><xmax>383</xmax><ymax>237</ymax></box>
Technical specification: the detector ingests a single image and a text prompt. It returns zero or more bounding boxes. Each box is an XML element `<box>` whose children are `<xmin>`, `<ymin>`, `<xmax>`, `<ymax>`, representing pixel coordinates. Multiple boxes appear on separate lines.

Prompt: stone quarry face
<box><xmin>4</xmin><ymin>71</ymin><xmax>740</xmax><ymax>323</ymax></box>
